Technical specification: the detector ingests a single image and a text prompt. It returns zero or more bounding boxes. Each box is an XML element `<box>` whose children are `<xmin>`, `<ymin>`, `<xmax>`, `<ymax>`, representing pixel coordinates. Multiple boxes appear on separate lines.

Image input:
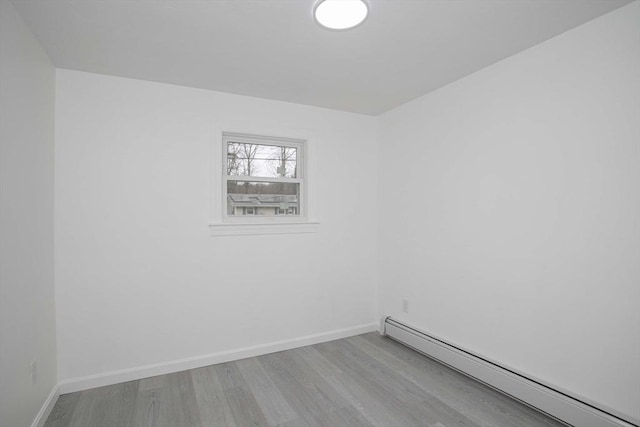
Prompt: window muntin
<box><xmin>223</xmin><ymin>133</ymin><xmax>304</xmax><ymax>220</ymax></box>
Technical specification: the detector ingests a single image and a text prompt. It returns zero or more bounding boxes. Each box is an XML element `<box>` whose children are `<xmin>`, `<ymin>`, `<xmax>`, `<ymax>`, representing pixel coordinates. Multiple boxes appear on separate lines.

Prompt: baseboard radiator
<box><xmin>382</xmin><ymin>317</ymin><xmax>638</xmax><ymax>427</ymax></box>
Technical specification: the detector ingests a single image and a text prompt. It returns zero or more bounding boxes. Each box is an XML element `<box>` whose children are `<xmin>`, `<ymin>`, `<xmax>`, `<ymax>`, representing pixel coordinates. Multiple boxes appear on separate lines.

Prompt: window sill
<box><xmin>209</xmin><ymin>221</ymin><xmax>319</xmax><ymax>236</ymax></box>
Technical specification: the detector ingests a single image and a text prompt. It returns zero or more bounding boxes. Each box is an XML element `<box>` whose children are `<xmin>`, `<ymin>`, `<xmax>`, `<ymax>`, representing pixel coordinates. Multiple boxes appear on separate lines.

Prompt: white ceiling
<box><xmin>11</xmin><ymin>0</ymin><xmax>632</xmax><ymax>115</ymax></box>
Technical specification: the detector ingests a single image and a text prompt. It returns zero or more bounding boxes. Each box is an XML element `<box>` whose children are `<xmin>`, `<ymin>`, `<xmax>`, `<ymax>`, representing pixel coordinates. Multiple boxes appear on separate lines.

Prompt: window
<box><xmin>223</xmin><ymin>132</ymin><xmax>305</xmax><ymax>220</ymax></box>
<box><xmin>210</xmin><ymin>129</ymin><xmax>318</xmax><ymax>236</ymax></box>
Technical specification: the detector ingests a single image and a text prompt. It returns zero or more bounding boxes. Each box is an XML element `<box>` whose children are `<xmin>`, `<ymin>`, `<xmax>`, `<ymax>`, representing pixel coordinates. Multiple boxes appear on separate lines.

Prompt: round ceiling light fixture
<box><xmin>314</xmin><ymin>0</ymin><xmax>369</xmax><ymax>30</ymax></box>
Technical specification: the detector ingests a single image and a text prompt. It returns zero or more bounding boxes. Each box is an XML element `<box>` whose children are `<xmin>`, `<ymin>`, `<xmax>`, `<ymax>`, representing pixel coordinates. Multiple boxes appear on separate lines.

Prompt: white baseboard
<box><xmin>58</xmin><ymin>322</ymin><xmax>378</xmax><ymax>394</ymax></box>
<box><xmin>31</xmin><ymin>384</ymin><xmax>60</xmax><ymax>427</ymax></box>
<box><xmin>383</xmin><ymin>317</ymin><xmax>639</xmax><ymax>427</ymax></box>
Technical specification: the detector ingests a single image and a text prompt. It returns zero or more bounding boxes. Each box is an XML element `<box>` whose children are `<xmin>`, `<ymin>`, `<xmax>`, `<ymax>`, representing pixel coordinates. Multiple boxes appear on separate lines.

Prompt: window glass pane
<box><xmin>227</xmin><ymin>142</ymin><xmax>297</xmax><ymax>178</ymax></box>
<box><xmin>227</xmin><ymin>181</ymin><xmax>300</xmax><ymax>216</ymax></box>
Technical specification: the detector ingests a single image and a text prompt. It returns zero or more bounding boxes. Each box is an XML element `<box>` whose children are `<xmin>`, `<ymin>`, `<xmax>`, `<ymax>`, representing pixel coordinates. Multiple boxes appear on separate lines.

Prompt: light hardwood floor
<box><xmin>45</xmin><ymin>333</ymin><xmax>565</xmax><ymax>426</ymax></box>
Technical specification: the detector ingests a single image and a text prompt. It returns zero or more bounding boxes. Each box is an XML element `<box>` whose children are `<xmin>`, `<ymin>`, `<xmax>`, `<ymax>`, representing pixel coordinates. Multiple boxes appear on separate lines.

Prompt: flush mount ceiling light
<box><xmin>314</xmin><ymin>0</ymin><xmax>369</xmax><ymax>30</ymax></box>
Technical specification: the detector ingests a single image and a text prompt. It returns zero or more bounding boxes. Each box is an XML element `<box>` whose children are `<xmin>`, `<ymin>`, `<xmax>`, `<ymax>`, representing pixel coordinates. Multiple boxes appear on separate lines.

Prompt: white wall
<box><xmin>378</xmin><ymin>2</ymin><xmax>639</xmax><ymax>423</ymax></box>
<box><xmin>54</xmin><ymin>69</ymin><xmax>379</xmax><ymax>384</ymax></box>
<box><xmin>0</xmin><ymin>0</ymin><xmax>57</xmax><ymax>426</ymax></box>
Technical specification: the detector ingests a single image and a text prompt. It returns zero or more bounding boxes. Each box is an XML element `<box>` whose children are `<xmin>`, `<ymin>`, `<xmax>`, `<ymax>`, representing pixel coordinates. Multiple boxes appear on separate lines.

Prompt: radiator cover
<box><xmin>382</xmin><ymin>317</ymin><xmax>638</xmax><ymax>427</ymax></box>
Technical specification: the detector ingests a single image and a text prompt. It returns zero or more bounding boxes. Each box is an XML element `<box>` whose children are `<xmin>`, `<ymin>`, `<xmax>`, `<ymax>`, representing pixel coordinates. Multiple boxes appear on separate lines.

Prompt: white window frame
<box><xmin>210</xmin><ymin>129</ymin><xmax>319</xmax><ymax>236</ymax></box>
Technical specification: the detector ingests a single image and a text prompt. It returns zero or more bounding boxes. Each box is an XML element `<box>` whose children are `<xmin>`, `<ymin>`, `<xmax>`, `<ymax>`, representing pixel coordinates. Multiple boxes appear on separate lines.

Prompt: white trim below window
<box><xmin>209</xmin><ymin>221</ymin><xmax>320</xmax><ymax>236</ymax></box>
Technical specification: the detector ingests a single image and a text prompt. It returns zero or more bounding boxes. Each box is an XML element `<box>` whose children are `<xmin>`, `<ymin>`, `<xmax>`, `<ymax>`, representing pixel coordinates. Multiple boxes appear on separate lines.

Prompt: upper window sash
<box><xmin>222</xmin><ymin>133</ymin><xmax>305</xmax><ymax>181</ymax></box>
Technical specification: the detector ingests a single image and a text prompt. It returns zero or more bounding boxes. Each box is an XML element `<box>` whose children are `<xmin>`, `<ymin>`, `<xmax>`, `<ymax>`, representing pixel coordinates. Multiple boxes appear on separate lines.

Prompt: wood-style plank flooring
<box><xmin>45</xmin><ymin>333</ymin><xmax>565</xmax><ymax>426</ymax></box>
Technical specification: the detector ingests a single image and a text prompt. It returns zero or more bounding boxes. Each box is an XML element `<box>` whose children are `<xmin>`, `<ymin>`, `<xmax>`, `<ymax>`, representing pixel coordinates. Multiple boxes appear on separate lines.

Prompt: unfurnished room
<box><xmin>0</xmin><ymin>0</ymin><xmax>638</xmax><ymax>426</ymax></box>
